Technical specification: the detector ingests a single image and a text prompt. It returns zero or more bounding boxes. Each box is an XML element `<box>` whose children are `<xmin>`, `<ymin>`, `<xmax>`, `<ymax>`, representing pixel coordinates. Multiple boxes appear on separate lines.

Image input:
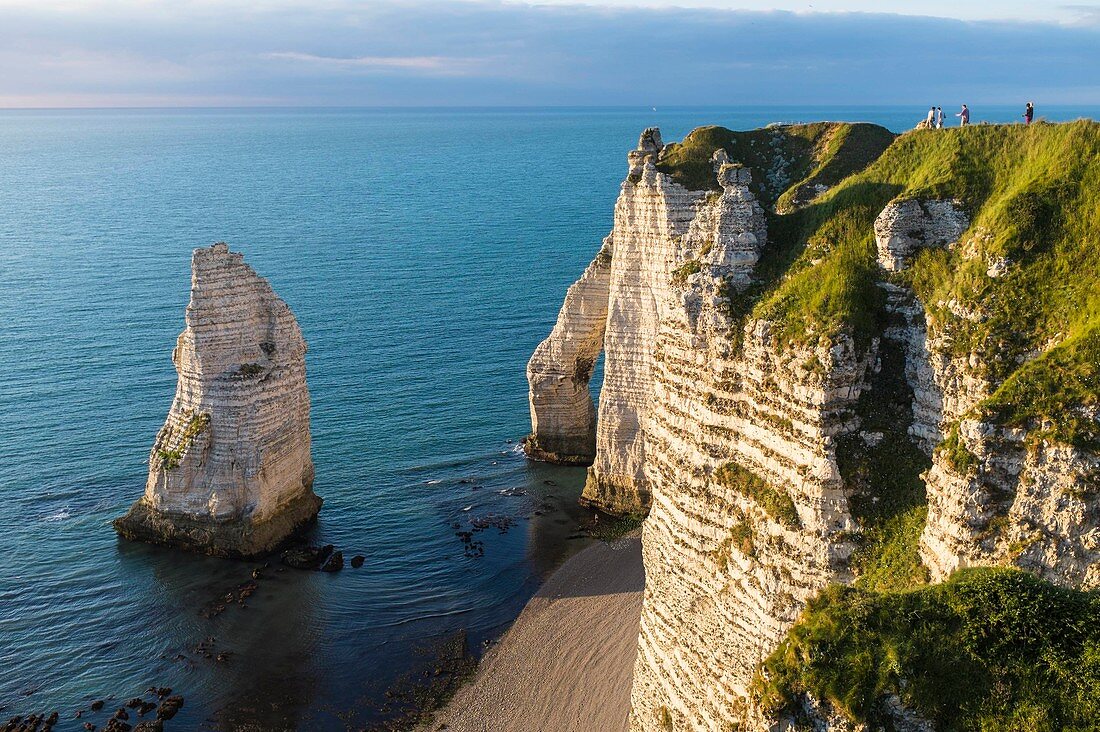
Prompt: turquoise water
<box><xmin>1</xmin><ymin>106</ymin><xmax>1096</xmax><ymax>730</ymax></box>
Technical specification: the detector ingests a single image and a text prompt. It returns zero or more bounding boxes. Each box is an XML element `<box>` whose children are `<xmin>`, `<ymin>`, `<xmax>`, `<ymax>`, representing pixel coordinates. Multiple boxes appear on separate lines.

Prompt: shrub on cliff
<box><xmin>756</xmin><ymin>567</ymin><xmax>1100</xmax><ymax>730</ymax></box>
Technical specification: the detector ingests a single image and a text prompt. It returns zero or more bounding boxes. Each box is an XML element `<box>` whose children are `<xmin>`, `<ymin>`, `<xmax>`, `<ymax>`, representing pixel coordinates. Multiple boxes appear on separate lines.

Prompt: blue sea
<box><xmin>1</xmin><ymin>105</ymin><xmax>1095</xmax><ymax>730</ymax></box>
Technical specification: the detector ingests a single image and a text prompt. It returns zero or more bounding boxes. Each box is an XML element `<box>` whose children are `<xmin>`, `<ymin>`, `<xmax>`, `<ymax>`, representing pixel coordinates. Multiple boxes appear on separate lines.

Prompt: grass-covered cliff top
<box><xmin>715</xmin><ymin>120</ymin><xmax>1100</xmax><ymax>448</ymax></box>
<box><xmin>656</xmin><ymin>121</ymin><xmax>895</xmax><ymax>209</ymax></box>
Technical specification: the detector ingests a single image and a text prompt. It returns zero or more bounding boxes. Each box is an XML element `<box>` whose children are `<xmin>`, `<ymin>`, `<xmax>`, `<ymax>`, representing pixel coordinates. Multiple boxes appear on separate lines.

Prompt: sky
<box><xmin>1</xmin><ymin>0</ymin><xmax>1099</xmax><ymax>107</ymax></box>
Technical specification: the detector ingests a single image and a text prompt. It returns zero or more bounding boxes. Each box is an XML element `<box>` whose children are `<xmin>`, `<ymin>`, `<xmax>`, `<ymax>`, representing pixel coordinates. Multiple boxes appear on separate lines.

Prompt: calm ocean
<box><xmin>1</xmin><ymin>106</ymin><xmax>1094</xmax><ymax>730</ymax></box>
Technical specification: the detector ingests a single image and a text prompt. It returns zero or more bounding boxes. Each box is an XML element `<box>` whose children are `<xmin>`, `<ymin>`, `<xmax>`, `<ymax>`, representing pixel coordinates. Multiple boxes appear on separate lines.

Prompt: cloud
<box><xmin>0</xmin><ymin>0</ymin><xmax>1098</xmax><ymax>106</ymax></box>
<box><xmin>261</xmin><ymin>51</ymin><xmax>490</xmax><ymax>76</ymax></box>
<box><xmin>1061</xmin><ymin>4</ymin><xmax>1100</xmax><ymax>24</ymax></box>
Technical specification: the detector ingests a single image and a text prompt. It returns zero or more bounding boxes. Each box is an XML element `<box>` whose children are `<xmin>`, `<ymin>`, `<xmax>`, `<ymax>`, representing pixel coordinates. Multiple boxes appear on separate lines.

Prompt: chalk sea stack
<box><xmin>114</xmin><ymin>243</ymin><xmax>321</xmax><ymax>558</ymax></box>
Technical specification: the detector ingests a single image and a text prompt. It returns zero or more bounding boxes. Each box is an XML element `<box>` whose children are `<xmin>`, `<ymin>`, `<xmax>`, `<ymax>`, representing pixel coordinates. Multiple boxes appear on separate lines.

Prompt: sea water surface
<box><xmin>1</xmin><ymin>105</ymin><xmax>1095</xmax><ymax>730</ymax></box>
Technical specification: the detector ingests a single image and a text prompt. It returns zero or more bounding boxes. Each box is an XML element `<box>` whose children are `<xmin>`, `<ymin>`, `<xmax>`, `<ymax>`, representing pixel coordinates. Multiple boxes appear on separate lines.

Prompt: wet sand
<box><xmin>427</xmin><ymin>535</ymin><xmax>644</xmax><ymax>732</ymax></box>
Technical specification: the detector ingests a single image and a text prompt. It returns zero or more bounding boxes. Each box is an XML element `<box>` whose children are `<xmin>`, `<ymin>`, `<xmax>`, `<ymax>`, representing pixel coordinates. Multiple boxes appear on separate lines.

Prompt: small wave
<box><xmin>41</xmin><ymin>507</ymin><xmax>72</xmax><ymax>523</ymax></box>
<box><xmin>425</xmin><ymin>479</ymin><xmax>442</xmax><ymax>485</ymax></box>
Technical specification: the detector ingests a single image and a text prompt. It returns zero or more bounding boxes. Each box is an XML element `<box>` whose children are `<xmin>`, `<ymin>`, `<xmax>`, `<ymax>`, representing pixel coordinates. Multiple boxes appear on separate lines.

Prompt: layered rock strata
<box><xmin>626</xmin><ymin>156</ymin><xmax>878</xmax><ymax>729</ymax></box>
<box><xmin>526</xmin><ymin>128</ymin><xmax>708</xmax><ymax>513</ymax></box>
<box><xmin>920</xmin><ymin>419</ymin><xmax>1100</xmax><ymax>589</ymax></box>
<box><xmin>115</xmin><ymin>243</ymin><xmax>320</xmax><ymax>557</ymax></box>
<box><xmin>524</xmin><ymin>239</ymin><xmax>611</xmax><ymax>464</ymax></box>
<box><xmin>873</xmin><ymin>198</ymin><xmax>968</xmax><ymax>272</ymax></box>
<box><xmin>534</xmin><ymin>125</ymin><xmax>1100</xmax><ymax>729</ymax></box>
<box><xmin>532</xmin><ymin>129</ymin><xmax>881</xmax><ymax>727</ymax></box>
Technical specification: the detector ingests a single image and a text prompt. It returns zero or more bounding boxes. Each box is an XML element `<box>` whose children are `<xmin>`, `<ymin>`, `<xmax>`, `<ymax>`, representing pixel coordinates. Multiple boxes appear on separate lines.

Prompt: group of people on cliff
<box><xmin>921</xmin><ymin>102</ymin><xmax>1034</xmax><ymax>129</ymax></box>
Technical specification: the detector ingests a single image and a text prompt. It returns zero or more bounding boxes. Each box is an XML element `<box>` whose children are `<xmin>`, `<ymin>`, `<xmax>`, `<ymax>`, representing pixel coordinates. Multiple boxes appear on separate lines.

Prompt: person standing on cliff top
<box><xmin>926</xmin><ymin>106</ymin><xmax>936</xmax><ymax>126</ymax></box>
<box><xmin>956</xmin><ymin>104</ymin><xmax>970</xmax><ymax>126</ymax></box>
<box><xmin>936</xmin><ymin>107</ymin><xmax>945</xmax><ymax>128</ymax></box>
<box><xmin>1024</xmin><ymin>102</ymin><xmax>1035</xmax><ymax>124</ymax></box>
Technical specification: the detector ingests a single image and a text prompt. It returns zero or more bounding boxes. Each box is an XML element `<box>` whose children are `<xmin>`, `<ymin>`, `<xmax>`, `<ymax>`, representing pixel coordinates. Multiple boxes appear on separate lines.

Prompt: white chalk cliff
<box><xmin>528</xmin><ymin>125</ymin><xmax>1100</xmax><ymax>729</ymax></box>
<box><xmin>115</xmin><ymin>243</ymin><xmax>320</xmax><ymax>557</ymax></box>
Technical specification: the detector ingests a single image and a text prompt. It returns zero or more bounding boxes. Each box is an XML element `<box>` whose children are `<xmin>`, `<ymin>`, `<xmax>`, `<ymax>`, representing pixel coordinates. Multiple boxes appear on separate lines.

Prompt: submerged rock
<box><xmin>114</xmin><ymin>243</ymin><xmax>321</xmax><ymax>558</ymax></box>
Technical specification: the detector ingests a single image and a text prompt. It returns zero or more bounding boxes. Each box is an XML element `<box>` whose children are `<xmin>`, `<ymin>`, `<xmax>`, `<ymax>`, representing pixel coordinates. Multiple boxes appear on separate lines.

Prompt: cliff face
<box><xmin>115</xmin><ymin>243</ymin><xmax>321</xmax><ymax>557</ymax></box>
<box><xmin>532</xmin><ymin>121</ymin><xmax>1100</xmax><ymax>729</ymax></box>
<box><xmin>627</xmin><ymin>141</ymin><xmax>883</xmax><ymax>731</ymax></box>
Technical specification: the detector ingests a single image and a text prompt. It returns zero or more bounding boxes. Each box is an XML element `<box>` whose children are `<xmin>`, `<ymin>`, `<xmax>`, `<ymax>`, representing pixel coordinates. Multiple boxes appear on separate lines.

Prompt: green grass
<box><xmin>755</xmin><ymin>568</ymin><xmax>1100</xmax><ymax>731</ymax></box>
<box><xmin>654</xmin><ymin>122</ymin><xmax>1100</xmax><ymax>728</ymax></box>
<box><xmin>715</xmin><ymin>463</ymin><xmax>801</xmax><ymax>529</ymax></box>
<box><xmin>939</xmin><ymin>424</ymin><xmax>979</xmax><ymax>476</ymax></box>
<box><xmin>670</xmin><ymin>259</ymin><xmax>702</xmax><ymax>287</ymax></box>
<box><xmin>590</xmin><ymin>511</ymin><xmax>646</xmax><ymax>542</ymax></box>
<box><xmin>661</xmin><ymin>121</ymin><xmax>1100</xmax><ymax>731</ymax></box>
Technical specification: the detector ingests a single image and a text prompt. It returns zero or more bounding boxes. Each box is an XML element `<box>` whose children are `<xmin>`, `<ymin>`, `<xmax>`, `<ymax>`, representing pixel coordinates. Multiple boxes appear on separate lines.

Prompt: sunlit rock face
<box><xmin>626</xmin><ymin>175</ymin><xmax>874</xmax><ymax>727</ymax></box>
<box><xmin>872</xmin><ymin>198</ymin><xmax>1100</xmax><ymax>591</ymax></box>
<box><xmin>115</xmin><ymin>242</ymin><xmax>320</xmax><ymax>557</ymax></box>
<box><xmin>530</xmin><ymin>129</ymin><xmax>877</xmax><ymax>728</ymax></box>
<box><xmin>874</xmin><ymin>198</ymin><xmax>968</xmax><ymax>272</ymax></box>
<box><xmin>535</xmin><ymin>127</ymin><xmax>1100</xmax><ymax>730</ymax></box>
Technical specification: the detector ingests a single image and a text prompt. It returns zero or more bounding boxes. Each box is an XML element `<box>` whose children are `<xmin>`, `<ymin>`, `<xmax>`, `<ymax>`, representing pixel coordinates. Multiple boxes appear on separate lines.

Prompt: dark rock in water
<box><xmin>46</xmin><ymin>711</ymin><xmax>58</xmax><ymax>726</ymax></box>
<box><xmin>90</xmin><ymin>701</ymin><xmax>105</xmax><ymax>712</ymax></box>
<box><xmin>155</xmin><ymin>697</ymin><xmax>183</xmax><ymax>721</ymax></box>
<box><xmin>154</xmin><ymin>689</ymin><xmax>170</xmax><ymax>700</ymax></box>
<box><xmin>125</xmin><ymin>699</ymin><xmax>143</xmax><ymax>709</ymax></box>
<box><xmin>114</xmin><ymin>708</ymin><xmax>129</xmax><ymax>720</ymax></box>
<box><xmin>320</xmin><ymin>551</ymin><xmax>343</xmax><ymax>572</ymax></box>
<box><xmin>132</xmin><ymin>721</ymin><xmax>162</xmax><ymax>732</ymax></box>
<box><xmin>543</xmin><ymin>480</ymin><xmax>557</xmax><ymax>486</ymax></box>
<box><xmin>83</xmin><ymin>724</ymin><xmax>96</xmax><ymax>732</ymax></box>
<box><xmin>250</xmin><ymin>568</ymin><xmax>262</xmax><ymax>580</ymax></box>
<box><xmin>281</xmin><ymin>544</ymin><xmax>333</xmax><ymax>570</ymax></box>
<box><xmin>350</xmin><ymin>555</ymin><xmax>365</xmax><ymax>568</ymax></box>
<box><xmin>138</xmin><ymin>702</ymin><xmax>156</xmax><ymax>716</ymax></box>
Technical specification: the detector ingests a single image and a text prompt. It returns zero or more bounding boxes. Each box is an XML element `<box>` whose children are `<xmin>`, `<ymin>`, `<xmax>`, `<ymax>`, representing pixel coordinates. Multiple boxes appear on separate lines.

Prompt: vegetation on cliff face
<box><xmin>837</xmin><ymin>339</ymin><xmax>931</xmax><ymax>593</ymax></box>
<box><xmin>157</xmin><ymin>411</ymin><xmax>210</xmax><ymax>470</ymax></box>
<box><xmin>756</xmin><ymin>568</ymin><xmax>1100</xmax><ymax>731</ymax></box>
<box><xmin>715</xmin><ymin>463</ymin><xmax>801</xmax><ymax>529</ymax></box>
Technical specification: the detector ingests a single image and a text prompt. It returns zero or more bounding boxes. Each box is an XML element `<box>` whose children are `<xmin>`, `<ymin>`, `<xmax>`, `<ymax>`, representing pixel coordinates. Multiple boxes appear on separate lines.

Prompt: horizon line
<box><xmin>2</xmin><ymin>103</ymin><xmax>1098</xmax><ymax>112</ymax></box>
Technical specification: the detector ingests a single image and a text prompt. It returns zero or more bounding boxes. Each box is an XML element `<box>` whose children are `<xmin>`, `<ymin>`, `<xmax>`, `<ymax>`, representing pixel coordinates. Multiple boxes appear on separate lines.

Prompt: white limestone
<box><xmin>115</xmin><ymin>243</ymin><xmax>320</xmax><ymax>557</ymax></box>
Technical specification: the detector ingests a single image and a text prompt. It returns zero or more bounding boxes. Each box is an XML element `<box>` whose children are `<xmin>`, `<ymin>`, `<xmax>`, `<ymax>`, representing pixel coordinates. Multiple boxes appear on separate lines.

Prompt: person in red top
<box><xmin>1024</xmin><ymin>102</ymin><xmax>1035</xmax><ymax>124</ymax></box>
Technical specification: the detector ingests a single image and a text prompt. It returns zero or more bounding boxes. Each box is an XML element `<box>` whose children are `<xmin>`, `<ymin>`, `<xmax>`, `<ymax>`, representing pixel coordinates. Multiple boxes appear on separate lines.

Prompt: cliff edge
<box><xmin>114</xmin><ymin>243</ymin><xmax>321</xmax><ymax>558</ymax></box>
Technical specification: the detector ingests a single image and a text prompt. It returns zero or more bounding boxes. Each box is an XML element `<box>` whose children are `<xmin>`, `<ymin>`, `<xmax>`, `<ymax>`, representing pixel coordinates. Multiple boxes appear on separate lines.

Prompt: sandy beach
<box><xmin>427</xmin><ymin>535</ymin><xmax>645</xmax><ymax>732</ymax></box>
